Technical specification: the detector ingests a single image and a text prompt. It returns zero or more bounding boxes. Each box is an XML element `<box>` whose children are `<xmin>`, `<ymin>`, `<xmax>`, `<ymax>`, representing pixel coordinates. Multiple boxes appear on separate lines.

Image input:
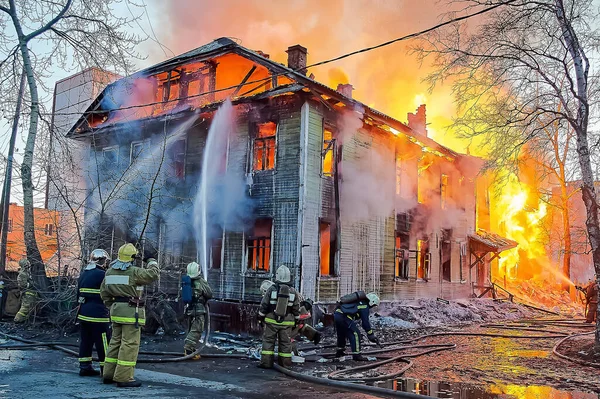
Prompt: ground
<box><xmin>1</xmin><ymin>299</ymin><xmax>599</xmax><ymax>399</ymax></box>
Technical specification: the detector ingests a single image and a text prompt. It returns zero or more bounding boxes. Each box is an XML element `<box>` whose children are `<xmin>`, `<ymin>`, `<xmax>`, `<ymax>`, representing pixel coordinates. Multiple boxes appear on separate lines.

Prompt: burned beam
<box><xmin>232</xmin><ymin>65</ymin><xmax>257</xmax><ymax>97</ymax></box>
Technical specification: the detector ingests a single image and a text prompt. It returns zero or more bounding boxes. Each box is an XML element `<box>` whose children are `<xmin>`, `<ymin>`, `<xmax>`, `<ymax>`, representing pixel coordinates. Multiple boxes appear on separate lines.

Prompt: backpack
<box><xmin>181</xmin><ymin>275</ymin><xmax>193</xmax><ymax>305</ymax></box>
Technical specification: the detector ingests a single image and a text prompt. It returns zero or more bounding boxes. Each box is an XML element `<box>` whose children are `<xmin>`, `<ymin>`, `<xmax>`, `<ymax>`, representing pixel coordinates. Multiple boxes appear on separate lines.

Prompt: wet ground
<box><xmin>1</xmin><ymin>319</ymin><xmax>600</xmax><ymax>398</ymax></box>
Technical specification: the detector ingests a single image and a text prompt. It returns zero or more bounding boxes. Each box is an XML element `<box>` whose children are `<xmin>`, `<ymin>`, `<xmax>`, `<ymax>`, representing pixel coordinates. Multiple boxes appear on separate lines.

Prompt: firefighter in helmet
<box><xmin>583</xmin><ymin>279</ymin><xmax>598</xmax><ymax>323</ymax></box>
<box><xmin>14</xmin><ymin>258</ymin><xmax>37</xmax><ymax>323</ymax></box>
<box><xmin>257</xmin><ymin>266</ymin><xmax>300</xmax><ymax>368</ymax></box>
<box><xmin>334</xmin><ymin>291</ymin><xmax>382</xmax><ymax>361</ymax></box>
<box><xmin>77</xmin><ymin>249</ymin><xmax>111</xmax><ymax>376</ymax></box>
<box><xmin>260</xmin><ymin>280</ymin><xmax>320</xmax><ymax>355</ymax></box>
<box><xmin>100</xmin><ymin>243</ymin><xmax>159</xmax><ymax>388</ymax></box>
<box><xmin>183</xmin><ymin>262</ymin><xmax>213</xmax><ymax>358</ymax></box>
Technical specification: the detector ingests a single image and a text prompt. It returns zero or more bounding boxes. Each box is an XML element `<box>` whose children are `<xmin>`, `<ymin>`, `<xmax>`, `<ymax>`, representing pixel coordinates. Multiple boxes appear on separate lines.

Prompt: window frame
<box><xmin>102</xmin><ymin>146</ymin><xmax>119</xmax><ymax>164</ymax></box>
<box><xmin>210</xmin><ymin>235</ymin><xmax>223</xmax><ymax>271</ymax></box>
<box><xmin>7</xmin><ymin>218</ymin><xmax>13</xmax><ymax>232</ymax></box>
<box><xmin>246</xmin><ymin>218</ymin><xmax>273</xmax><ymax>273</ymax></box>
<box><xmin>251</xmin><ymin>121</ymin><xmax>277</xmax><ymax>172</ymax></box>
<box><xmin>44</xmin><ymin>223</ymin><xmax>54</xmax><ymax>237</ymax></box>
<box><xmin>394</xmin><ymin>232</ymin><xmax>410</xmax><ymax>280</ymax></box>
<box><xmin>169</xmin><ymin>137</ymin><xmax>187</xmax><ymax>179</ymax></box>
<box><xmin>319</xmin><ymin>220</ymin><xmax>337</xmax><ymax>277</ymax></box>
<box><xmin>129</xmin><ymin>140</ymin><xmax>147</xmax><ymax>165</ymax></box>
<box><xmin>416</xmin><ymin>238</ymin><xmax>431</xmax><ymax>281</ymax></box>
<box><xmin>321</xmin><ymin>126</ymin><xmax>336</xmax><ymax>178</ymax></box>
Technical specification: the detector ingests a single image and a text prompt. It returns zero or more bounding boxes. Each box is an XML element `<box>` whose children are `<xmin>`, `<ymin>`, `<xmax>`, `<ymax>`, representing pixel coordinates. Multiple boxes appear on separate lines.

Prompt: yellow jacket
<box><xmin>100</xmin><ymin>262</ymin><xmax>159</xmax><ymax>325</ymax></box>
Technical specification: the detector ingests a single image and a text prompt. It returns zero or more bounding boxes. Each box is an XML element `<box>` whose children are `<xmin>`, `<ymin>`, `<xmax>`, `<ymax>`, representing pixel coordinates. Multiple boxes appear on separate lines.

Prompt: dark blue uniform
<box><xmin>334</xmin><ymin>298</ymin><xmax>375</xmax><ymax>355</ymax></box>
<box><xmin>78</xmin><ymin>264</ymin><xmax>111</xmax><ymax>371</ymax></box>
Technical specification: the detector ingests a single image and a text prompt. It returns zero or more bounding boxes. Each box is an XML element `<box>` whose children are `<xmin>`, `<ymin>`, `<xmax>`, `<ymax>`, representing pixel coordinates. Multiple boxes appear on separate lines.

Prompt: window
<box><xmin>7</xmin><ymin>219</ymin><xmax>13</xmax><ymax>232</ymax></box>
<box><xmin>169</xmin><ymin>138</ymin><xmax>186</xmax><ymax>179</ymax></box>
<box><xmin>252</xmin><ymin>122</ymin><xmax>276</xmax><ymax>171</ymax></box>
<box><xmin>247</xmin><ymin>218</ymin><xmax>272</xmax><ymax>272</ymax></box>
<box><xmin>441</xmin><ymin>229</ymin><xmax>452</xmax><ymax>282</ymax></box>
<box><xmin>319</xmin><ymin>221</ymin><xmax>337</xmax><ymax>276</ymax></box>
<box><xmin>417</xmin><ymin>239</ymin><xmax>430</xmax><ymax>280</ymax></box>
<box><xmin>395</xmin><ymin>233</ymin><xmax>410</xmax><ymax>279</ymax></box>
<box><xmin>441</xmin><ymin>174</ymin><xmax>449</xmax><ymax>210</ymax></box>
<box><xmin>130</xmin><ymin>141</ymin><xmax>145</xmax><ymax>164</ymax></box>
<box><xmin>322</xmin><ymin>129</ymin><xmax>335</xmax><ymax>177</ymax></box>
<box><xmin>102</xmin><ymin>146</ymin><xmax>118</xmax><ymax>164</ymax></box>
<box><xmin>44</xmin><ymin>223</ymin><xmax>54</xmax><ymax>237</ymax></box>
<box><xmin>210</xmin><ymin>237</ymin><xmax>222</xmax><ymax>270</ymax></box>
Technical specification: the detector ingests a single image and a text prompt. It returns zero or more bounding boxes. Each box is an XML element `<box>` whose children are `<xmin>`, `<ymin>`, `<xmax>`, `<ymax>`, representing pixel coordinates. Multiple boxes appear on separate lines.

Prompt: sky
<box><xmin>0</xmin><ymin>0</ymin><xmax>499</xmax><ymax>206</ymax></box>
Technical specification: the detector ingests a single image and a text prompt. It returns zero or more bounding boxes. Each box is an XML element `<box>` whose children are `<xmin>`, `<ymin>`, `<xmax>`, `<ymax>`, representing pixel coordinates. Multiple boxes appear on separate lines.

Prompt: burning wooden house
<box><xmin>66</xmin><ymin>38</ymin><xmax>512</xmax><ymax>312</ymax></box>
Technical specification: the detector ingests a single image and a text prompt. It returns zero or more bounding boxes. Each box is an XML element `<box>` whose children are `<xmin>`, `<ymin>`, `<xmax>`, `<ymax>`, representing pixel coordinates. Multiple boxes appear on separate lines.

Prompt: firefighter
<box><xmin>183</xmin><ymin>261</ymin><xmax>213</xmax><ymax>358</ymax></box>
<box><xmin>77</xmin><ymin>249</ymin><xmax>112</xmax><ymax>376</ymax></box>
<box><xmin>583</xmin><ymin>279</ymin><xmax>598</xmax><ymax>323</ymax></box>
<box><xmin>257</xmin><ymin>266</ymin><xmax>300</xmax><ymax>368</ymax></box>
<box><xmin>14</xmin><ymin>259</ymin><xmax>37</xmax><ymax>323</ymax></box>
<box><xmin>100</xmin><ymin>243</ymin><xmax>159</xmax><ymax>388</ymax></box>
<box><xmin>260</xmin><ymin>280</ymin><xmax>320</xmax><ymax>355</ymax></box>
<box><xmin>334</xmin><ymin>291</ymin><xmax>381</xmax><ymax>361</ymax></box>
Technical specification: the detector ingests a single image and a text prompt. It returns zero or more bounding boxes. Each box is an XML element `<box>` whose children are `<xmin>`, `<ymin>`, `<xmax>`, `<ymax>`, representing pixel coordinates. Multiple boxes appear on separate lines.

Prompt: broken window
<box><xmin>247</xmin><ymin>218</ymin><xmax>272</xmax><ymax>272</ymax></box>
<box><xmin>44</xmin><ymin>223</ymin><xmax>54</xmax><ymax>237</ymax></box>
<box><xmin>156</xmin><ymin>70</ymin><xmax>182</xmax><ymax>110</ymax></box>
<box><xmin>395</xmin><ymin>232</ymin><xmax>410</xmax><ymax>280</ymax></box>
<box><xmin>442</xmin><ymin>229</ymin><xmax>452</xmax><ymax>282</ymax></box>
<box><xmin>169</xmin><ymin>139</ymin><xmax>186</xmax><ymax>179</ymax></box>
<box><xmin>210</xmin><ymin>236</ymin><xmax>223</xmax><ymax>270</ymax></box>
<box><xmin>252</xmin><ymin>122</ymin><xmax>276</xmax><ymax>171</ymax></box>
<box><xmin>319</xmin><ymin>221</ymin><xmax>337</xmax><ymax>276</ymax></box>
<box><xmin>322</xmin><ymin>129</ymin><xmax>335</xmax><ymax>177</ymax></box>
<box><xmin>417</xmin><ymin>239</ymin><xmax>430</xmax><ymax>280</ymax></box>
<box><xmin>441</xmin><ymin>174</ymin><xmax>449</xmax><ymax>210</ymax></box>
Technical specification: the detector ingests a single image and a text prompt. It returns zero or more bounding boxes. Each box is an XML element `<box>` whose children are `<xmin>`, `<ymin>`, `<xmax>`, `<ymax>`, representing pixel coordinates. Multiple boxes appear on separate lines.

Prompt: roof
<box><xmin>469</xmin><ymin>229</ymin><xmax>518</xmax><ymax>253</ymax></box>
<box><xmin>66</xmin><ymin>37</ymin><xmax>460</xmax><ymax>159</ymax></box>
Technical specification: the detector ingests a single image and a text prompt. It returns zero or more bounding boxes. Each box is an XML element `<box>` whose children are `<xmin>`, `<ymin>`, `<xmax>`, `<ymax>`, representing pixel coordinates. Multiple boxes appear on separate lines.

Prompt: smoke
<box><xmin>193</xmin><ymin>100</ymin><xmax>255</xmax><ymax>277</ymax></box>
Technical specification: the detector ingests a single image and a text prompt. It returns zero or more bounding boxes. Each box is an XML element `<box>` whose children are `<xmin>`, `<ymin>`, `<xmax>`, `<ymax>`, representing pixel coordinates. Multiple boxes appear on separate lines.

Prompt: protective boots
<box><xmin>79</xmin><ymin>367</ymin><xmax>100</xmax><ymax>377</ymax></box>
<box><xmin>352</xmin><ymin>354</ymin><xmax>368</xmax><ymax>361</ymax></box>
<box><xmin>184</xmin><ymin>349</ymin><xmax>201</xmax><ymax>360</ymax></box>
<box><xmin>116</xmin><ymin>380</ymin><xmax>142</xmax><ymax>388</ymax></box>
<box><xmin>335</xmin><ymin>348</ymin><xmax>345</xmax><ymax>358</ymax></box>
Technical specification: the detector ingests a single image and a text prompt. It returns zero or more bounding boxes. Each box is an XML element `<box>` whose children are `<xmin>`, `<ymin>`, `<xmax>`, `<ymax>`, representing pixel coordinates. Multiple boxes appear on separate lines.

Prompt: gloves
<box><xmin>257</xmin><ymin>315</ymin><xmax>265</xmax><ymax>326</ymax></box>
<box><xmin>146</xmin><ymin>258</ymin><xmax>158</xmax><ymax>268</ymax></box>
<box><xmin>369</xmin><ymin>335</ymin><xmax>383</xmax><ymax>348</ymax></box>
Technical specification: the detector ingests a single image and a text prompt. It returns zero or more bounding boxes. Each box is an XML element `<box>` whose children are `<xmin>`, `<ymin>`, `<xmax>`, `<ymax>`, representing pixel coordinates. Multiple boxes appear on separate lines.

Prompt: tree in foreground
<box><xmin>419</xmin><ymin>0</ymin><xmax>600</xmax><ymax>348</ymax></box>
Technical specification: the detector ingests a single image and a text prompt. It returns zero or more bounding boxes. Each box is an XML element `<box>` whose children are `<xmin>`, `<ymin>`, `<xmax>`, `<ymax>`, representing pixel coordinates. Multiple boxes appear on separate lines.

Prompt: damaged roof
<box><xmin>67</xmin><ymin>37</ymin><xmax>458</xmax><ymax>158</ymax></box>
<box><xmin>469</xmin><ymin>229</ymin><xmax>518</xmax><ymax>253</ymax></box>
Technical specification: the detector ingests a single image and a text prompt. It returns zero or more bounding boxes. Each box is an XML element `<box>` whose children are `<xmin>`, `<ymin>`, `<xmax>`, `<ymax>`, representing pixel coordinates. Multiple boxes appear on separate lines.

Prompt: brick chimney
<box><xmin>286</xmin><ymin>45</ymin><xmax>308</xmax><ymax>75</ymax></box>
<box><xmin>337</xmin><ymin>83</ymin><xmax>354</xmax><ymax>99</ymax></box>
<box><xmin>407</xmin><ymin>104</ymin><xmax>427</xmax><ymax>137</ymax></box>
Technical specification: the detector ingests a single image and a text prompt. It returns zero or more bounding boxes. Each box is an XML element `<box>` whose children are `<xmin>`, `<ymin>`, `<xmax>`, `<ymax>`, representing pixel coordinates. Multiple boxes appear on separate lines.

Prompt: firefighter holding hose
<box><xmin>257</xmin><ymin>265</ymin><xmax>300</xmax><ymax>368</ymax></box>
<box><xmin>182</xmin><ymin>262</ymin><xmax>213</xmax><ymax>358</ymax></box>
<box><xmin>334</xmin><ymin>291</ymin><xmax>382</xmax><ymax>361</ymax></box>
<box><xmin>100</xmin><ymin>243</ymin><xmax>159</xmax><ymax>388</ymax></box>
<box><xmin>577</xmin><ymin>279</ymin><xmax>598</xmax><ymax>323</ymax></box>
<box><xmin>77</xmin><ymin>249</ymin><xmax>111</xmax><ymax>377</ymax></box>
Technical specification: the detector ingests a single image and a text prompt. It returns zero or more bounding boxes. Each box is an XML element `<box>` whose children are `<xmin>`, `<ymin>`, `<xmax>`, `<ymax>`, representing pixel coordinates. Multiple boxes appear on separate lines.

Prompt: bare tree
<box><xmin>418</xmin><ymin>0</ymin><xmax>600</xmax><ymax>348</ymax></box>
<box><xmin>0</xmin><ymin>0</ymin><xmax>143</xmax><ymax>291</ymax></box>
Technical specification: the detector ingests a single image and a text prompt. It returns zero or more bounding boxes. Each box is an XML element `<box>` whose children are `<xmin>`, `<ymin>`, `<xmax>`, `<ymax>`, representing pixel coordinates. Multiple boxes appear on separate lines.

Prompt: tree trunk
<box><xmin>560</xmin><ymin>180</ymin><xmax>571</xmax><ymax>290</ymax></box>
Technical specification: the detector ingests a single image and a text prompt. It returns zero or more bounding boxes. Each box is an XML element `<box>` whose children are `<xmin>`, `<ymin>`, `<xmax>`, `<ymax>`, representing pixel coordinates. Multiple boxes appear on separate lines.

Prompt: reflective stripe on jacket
<box><xmin>258</xmin><ymin>283</ymin><xmax>300</xmax><ymax>325</ymax></box>
<box><xmin>100</xmin><ymin>262</ymin><xmax>159</xmax><ymax>325</ymax></box>
<box><xmin>78</xmin><ymin>265</ymin><xmax>110</xmax><ymax>323</ymax></box>
<box><xmin>336</xmin><ymin>299</ymin><xmax>374</xmax><ymax>336</ymax></box>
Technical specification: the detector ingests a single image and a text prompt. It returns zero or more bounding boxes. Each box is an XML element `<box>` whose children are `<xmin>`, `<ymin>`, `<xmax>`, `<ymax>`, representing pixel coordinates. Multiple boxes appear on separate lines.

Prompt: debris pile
<box><xmin>502</xmin><ymin>280</ymin><xmax>585</xmax><ymax>316</ymax></box>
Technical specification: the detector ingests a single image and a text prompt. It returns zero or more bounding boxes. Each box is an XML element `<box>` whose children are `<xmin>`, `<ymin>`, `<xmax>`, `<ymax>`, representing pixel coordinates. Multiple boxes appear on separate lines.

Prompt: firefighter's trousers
<box><xmin>260</xmin><ymin>322</ymin><xmax>293</xmax><ymax>368</ymax></box>
<box><xmin>586</xmin><ymin>301</ymin><xmax>598</xmax><ymax>323</ymax></box>
<box><xmin>14</xmin><ymin>291</ymin><xmax>37</xmax><ymax>323</ymax></box>
<box><xmin>184</xmin><ymin>313</ymin><xmax>205</xmax><ymax>352</ymax></box>
<box><xmin>334</xmin><ymin>311</ymin><xmax>361</xmax><ymax>354</ymax></box>
<box><xmin>78</xmin><ymin>321</ymin><xmax>111</xmax><ymax>370</ymax></box>
<box><xmin>103</xmin><ymin>323</ymin><xmax>141</xmax><ymax>382</ymax></box>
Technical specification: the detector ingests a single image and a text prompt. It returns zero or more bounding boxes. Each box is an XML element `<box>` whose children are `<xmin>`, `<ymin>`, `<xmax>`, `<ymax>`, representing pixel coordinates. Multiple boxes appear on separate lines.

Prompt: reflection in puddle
<box><xmin>376</xmin><ymin>378</ymin><xmax>597</xmax><ymax>398</ymax></box>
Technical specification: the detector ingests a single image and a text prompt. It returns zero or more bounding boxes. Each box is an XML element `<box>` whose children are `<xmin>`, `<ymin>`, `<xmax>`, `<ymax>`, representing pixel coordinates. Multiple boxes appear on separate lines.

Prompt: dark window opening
<box><xmin>7</xmin><ymin>219</ymin><xmax>13</xmax><ymax>232</ymax></box>
<box><xmin>130</xmin><ymin>142</ymin><xmax>144</xmax><ymax>164</ymax></box>
<box><xmin>319</xmin><ymin>221</ymin><xmax>337</xmax><ymax>276</ymax></box>
<box><xmin>102</xmin><ymin>147</ymin><xmax>118</xmax><ymax>165</ymax></box>
<box><xmin>442</xmin><ymin>229</ymin><xmax>452</xmax><ymax>282</ymax></box>
<box><xmin>169</xmin><ymin>139</ymin><xmax>186</xmax><ymax>179</ymax></box>
<box><xmin>45</xmin><ymin>223</ymin><xmax>54</xmax><ymax>237</ymax></box>
<box><xmin>395</xmin><ymin>232</ymin><xmax>410</xmax><ymax>279</ymax></box>
<box><xmin>417</xmin><ymin>239</ymin><xmax>430</xmax><ymax>280</ymax></box>
<box><xmin>210</xmin><ymin>236</ymin><xmax>222</xmax><ymax>270</ymax></box>
<box><xmin>252</xmin><ymin>122</ymin><xmax>276</xmax><ymax>171</ymax></box>
<box><xmin>322</xmin><ymin>128</ymin><xmax>335</xmax><ymax>177</ymax></box>
<box><xmin>247</xmin><ymin>218</ymin><xmax>272</xmax><ymax>272</ymax></box>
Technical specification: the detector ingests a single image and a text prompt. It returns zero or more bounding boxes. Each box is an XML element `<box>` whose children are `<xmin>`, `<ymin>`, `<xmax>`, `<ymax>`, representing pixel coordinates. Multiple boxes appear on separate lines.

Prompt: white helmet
<box><xmin>90</xmin><ymin>249</ymin><xmax>110</xmax><ymax>267</ymax></box>
<box><xmin>366</xmin><ymin>292</ymin><xmax>380</xmax><ymax>307</ymax></box>
<box><xmin>187</xmin><ymin>262</ymin><xmax>201</xmax><ymax>279</ymax></box>
<box><xmin>275</xmin><ymin>265</ymin><xmax>291</xmax><ymax>283</ymax></box>
<box><xmin>260</xmin><ymin>280</ymin><xmax>275</xmax><ymax>295</ymax></box>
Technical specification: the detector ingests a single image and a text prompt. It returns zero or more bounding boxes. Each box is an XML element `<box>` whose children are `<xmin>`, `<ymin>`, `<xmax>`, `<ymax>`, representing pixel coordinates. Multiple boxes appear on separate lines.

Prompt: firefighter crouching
<box><xmin>14</xmin><ymin>259</ymin><xmax>37</xmax><ymax>323</ymax></box>
<box><xmin>258</xmin><ymin>266</ymin><xmax>300</xmax><ymax>368</ymax></box>
<box><xmin>77</xmin><ymin>249</ymin><xmax>112</xmax><ymax>377</ymax></box>
<box><xmin>183</xmin><ymin>262</ymin><xmax>213</xmax><ymax>358</ymax></box>
<box><xmin>100</xmin><ymin>243</ymin><xmax>159</xmax><ymax>388</ymax></box>
<box><xmin>334</xmin><ymin>291</ymin><xmax>382</xmax><ymax>361</ymax></box>
<box><xmin>260</xmin><ymin>280</ymin><xmax>320</xmax><ymax>355</ymax></box>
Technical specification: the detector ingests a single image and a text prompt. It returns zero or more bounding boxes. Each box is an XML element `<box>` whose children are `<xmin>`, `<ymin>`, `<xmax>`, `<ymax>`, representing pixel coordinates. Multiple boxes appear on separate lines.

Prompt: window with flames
<box><xmin>247</xmin><ymin>218</ymin><xmax>272</xmax><ymax>272</ymax></box>
<box><xmin>319</xmin><ymin>221</ymin><xmax>337</xmax><ymax>276</ymax></box>
<box><xmin>252</xmin><ymin>122</ymin><xmax>276</xmax><ymax>171</ymax></box>
<box><xmin>322</xmin><ymin>128</ymin><xmax>335</xmax><ymax>177</ymax></box>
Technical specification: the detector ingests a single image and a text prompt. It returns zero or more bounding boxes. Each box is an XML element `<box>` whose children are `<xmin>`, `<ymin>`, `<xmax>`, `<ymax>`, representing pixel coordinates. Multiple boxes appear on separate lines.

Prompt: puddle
<box><xmin>375</xmin><ymin>378</ymin><xmax>597</xmax><ymax>398</ymax></box>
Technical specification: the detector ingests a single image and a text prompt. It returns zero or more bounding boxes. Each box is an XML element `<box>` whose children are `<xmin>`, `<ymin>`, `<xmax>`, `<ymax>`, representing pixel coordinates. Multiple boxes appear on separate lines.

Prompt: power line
<box><xmin>42</xmin><ymin>0</ymin><xmax>514</xmax><ymax>118</ymax></box>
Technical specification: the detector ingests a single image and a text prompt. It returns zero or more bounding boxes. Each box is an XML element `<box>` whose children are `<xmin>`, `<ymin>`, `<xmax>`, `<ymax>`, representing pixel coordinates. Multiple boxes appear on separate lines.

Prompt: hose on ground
<box><xmin>552</xmin><ymin>331</ymin><xmax>600</xmax><ymax>368</ymax></box>
<box><xmin>272</xmin><ymin>363</ymin><xmax>436</xmax><ymax>399</ymax></box>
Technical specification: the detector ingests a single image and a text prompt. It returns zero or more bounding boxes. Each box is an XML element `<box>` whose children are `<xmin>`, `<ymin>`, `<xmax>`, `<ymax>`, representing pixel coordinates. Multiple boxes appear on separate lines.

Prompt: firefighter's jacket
<box><xmin>100</xmin><ymin>263</ymin><xmax>159</xmax><ymax>326</ymax></box>
<box><xmin>336</xmin><ymin>299</ymin><xmax>375</xmax><ymax>338</ymax></box>
<box><xmin>259</xmin><ymin>283</ymin><xmax>300</xmax><ymax>326</ymax></box>
<box><xmin>17</xmin><ymin>270</ymin><xmax>31</xmax><ymax>291</ymax></box>
<box><xmin>77</xmin><ymin>264</ymin><xmax>110</xmax><ymax>323</ymax></box>
<box><xmin>585</xmin><ymin>281</ymin><xmax>599</xmax><ymax>304</ymax></box>
<box><xmin>186</xmin><ymin>277</ymin><xmax>213</xmax><ymax>315</ymax></box>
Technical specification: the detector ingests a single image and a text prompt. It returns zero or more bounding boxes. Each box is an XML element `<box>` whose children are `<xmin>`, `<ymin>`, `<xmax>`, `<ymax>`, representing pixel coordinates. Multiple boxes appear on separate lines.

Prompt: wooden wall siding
<box><xmin>300</xmin><ymin>102</ymin><xmax>325</xmax><ymax>300</ymax></box>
